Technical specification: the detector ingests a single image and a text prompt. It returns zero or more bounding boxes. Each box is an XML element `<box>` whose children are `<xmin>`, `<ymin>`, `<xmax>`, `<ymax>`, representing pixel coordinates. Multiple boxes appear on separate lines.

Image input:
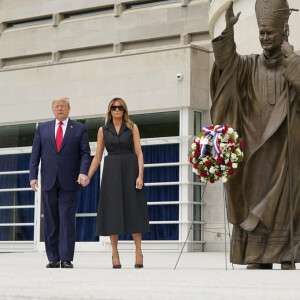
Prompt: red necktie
<box><xmin>56</xmin><ymin>121</ymin><xmax>63</xmax><ymax>151</ymax></box>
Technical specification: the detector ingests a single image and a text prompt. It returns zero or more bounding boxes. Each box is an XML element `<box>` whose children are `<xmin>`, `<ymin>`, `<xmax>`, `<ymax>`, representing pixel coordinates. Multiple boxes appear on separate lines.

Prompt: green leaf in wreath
<box><xmin>198</xmin><ymin>132</ymin><xmax>205</xmax><ymax>139</ymax></box>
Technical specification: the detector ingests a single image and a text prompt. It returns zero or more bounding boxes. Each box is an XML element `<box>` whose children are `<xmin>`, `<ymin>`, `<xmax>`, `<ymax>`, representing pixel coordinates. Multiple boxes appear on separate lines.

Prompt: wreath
<box><xmin>189</xmin><ymin>125</ymin><xmax>244</xmax><ymax>184</ymax></box>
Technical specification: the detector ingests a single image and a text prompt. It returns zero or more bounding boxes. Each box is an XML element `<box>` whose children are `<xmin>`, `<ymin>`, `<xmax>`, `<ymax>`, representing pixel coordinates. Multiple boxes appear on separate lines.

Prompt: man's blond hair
<box><xmin>52</xmin><ymin>97</ymin><xmax>70</xmax><ymax>108</ymax></box>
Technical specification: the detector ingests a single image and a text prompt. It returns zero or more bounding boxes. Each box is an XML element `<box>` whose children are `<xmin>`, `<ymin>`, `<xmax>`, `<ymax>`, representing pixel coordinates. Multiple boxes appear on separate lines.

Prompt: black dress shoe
<box><xmin>61</xmin><ymin>261</ymin><xmax>73</xmax><ymax>268</ymax></box>
<box><xmin>112</xmin><ymin>256</ymin><xmax>121</xmax><ymax>269</ymax></box>
<box><xmin>134</xmin><ymin>255</ymin><xmax>143</xmax><ymax>269</ymax></box>
<box><xmin>46</xmin><ymin>260</ymin><xmax>60</xmax><ymax>268</ymax></box>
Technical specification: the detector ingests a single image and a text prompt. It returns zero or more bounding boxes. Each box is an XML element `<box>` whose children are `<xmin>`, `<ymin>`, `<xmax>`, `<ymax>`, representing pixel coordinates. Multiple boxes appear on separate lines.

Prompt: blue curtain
<box><xmin>119</xmin><ymin>144</ymin><xmax>179</xmax><ymax>240</ymax></box>
<box><xmin>0</xmin><ymin>154</ymin><xmax>13</xmax><ymax>240</ymax></box>
<box><xmin>0</xmin><ymin>154</ymin><xmax>34</xmax><ymax>241</ymax></box>
<box><xmin>17</xmin><ymin>154</ymin><xmax>34</xmax><ymax>240</ymax></box>
<box><xmin>75</xmin><ymin>164</ymin><xmax>100</xmax><ymax>242</ymax></box>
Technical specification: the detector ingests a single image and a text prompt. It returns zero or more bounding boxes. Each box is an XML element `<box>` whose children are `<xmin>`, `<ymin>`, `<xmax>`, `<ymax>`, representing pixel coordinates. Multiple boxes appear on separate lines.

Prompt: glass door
<box><xmin>0</xmin><ymin>149</ymin><xmax>35</xmax><ymax>251</ymax></box>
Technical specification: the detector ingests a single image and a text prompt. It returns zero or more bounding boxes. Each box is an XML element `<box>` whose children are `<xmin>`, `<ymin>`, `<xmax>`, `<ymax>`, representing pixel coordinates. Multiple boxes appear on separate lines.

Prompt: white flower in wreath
<box><xmin>224</xmin><ymin>159</ymin><xmax>229</xmax><ymax>164</ymax></box>
<box><xmin>222</xmin><ymin>176</ymin><xmax>228</xmax><ymax>183</ymax></box>
<box><xmin>203</xmin><ymin>157</ymin><xmax>208</xmax><ymax>162</ymax></box>
<box><xmin>220</xmin><ymin>143</ymin><xmax>226</xmax><ymax>149</ymax></box>
<box><xmin>218</xmin><ymin>135</ymin><xmax>222</xmax><ymax>140</ymax></box>
<box><xmin>209</xmin><ymin>141</ymin><xmax>213</xmax><ymax>146</ymax></box>
<box><xmin>235</xmin><ymin>148</ymin><xmax>241</xmax><ymax>155</ymax></box>
<box><xmin>221</xmin><ymin>165</ymin><xmax>226</xmax><ymax>171</ymax></box>
<box><xmin>191</xmin><ymin>143</ymin><xmax>197</xmax><ymax>150</ymax></box>
<box><xmin>227</xmin><ymin>128</ymin><xmax>234</xmax><ymax>134</ymax></box>
<box><xmin>195</xmin><ymin>137</ymin><xmax>200</xmax><ymax>143</ymax></box>
<box><xmin>193</xmin><ymin>158</ymin><xmax>197</xmax><ymax>164</ymax></box>
<box><xmin>192</xmin><ymin>168</ymin><xmax>198</xmax><ymax>174</ymax></box>
<box><xmin>209</xmin><ymin>167</ymin><xmax>215</xmax><ymax>174</ymax></box>
<box><xmin>210</xmin><ymin>131</ymin><xmax>215</xmax><ymax>136</ymax></box>
<box><xmin>234</xmin><ymin>133</ymin><xmax>239</xmax><ymax>139</ymax></box>
<box><xmin>231</xmin><ymin>153</ymin><xmax>237</xmax><ymax>160</ymax></box>
<box><xmin>232</xmin><ymin>163</ymin><xmax>238</xmax><ymax>169</ymax></box>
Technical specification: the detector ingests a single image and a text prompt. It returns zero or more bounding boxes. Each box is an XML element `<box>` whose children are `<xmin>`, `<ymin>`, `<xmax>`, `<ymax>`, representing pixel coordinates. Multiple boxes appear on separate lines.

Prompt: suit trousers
<box><xmin>42</xmin><ymin>177</ymin><xmax>79</xmax><ymax>261</ymax></box>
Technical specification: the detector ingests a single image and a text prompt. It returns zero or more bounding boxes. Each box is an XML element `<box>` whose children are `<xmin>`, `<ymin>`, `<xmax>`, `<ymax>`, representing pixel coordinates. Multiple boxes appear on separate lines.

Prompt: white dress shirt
<box><xmin>55</xmin><ymin>118</ymin><xmax>69</xmax><ymax>138</ymax></box>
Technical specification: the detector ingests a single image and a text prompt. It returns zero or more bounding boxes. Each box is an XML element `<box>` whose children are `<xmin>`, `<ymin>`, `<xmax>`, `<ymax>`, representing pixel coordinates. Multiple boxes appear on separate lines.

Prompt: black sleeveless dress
<box><xmin>95</xmin><ymin>122</ymin><xmax>150</xmax><ymax>236</ymax></box>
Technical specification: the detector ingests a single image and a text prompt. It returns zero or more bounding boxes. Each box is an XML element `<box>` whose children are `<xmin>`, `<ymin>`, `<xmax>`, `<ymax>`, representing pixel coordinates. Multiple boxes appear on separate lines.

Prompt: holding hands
<box><xmin>77</xmin><ymin>174</ymin><xmax>90</xmax><ymax>187</ymax></box>
<box><xmin>226</xmin><ymin>1</ymin><xmax>241</xmax><ymax>29</ymax></box>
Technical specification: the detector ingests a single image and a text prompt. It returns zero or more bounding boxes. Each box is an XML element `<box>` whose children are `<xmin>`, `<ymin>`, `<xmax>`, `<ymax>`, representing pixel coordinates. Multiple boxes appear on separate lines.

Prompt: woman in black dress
<box><xmin>85</xmin><ymin>97</ymin><xmax>149</xmax><ymax>268</ymax></box>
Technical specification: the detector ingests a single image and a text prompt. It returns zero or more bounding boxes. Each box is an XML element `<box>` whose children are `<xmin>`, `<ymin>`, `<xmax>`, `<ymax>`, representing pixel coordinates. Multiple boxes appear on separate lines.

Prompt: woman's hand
<box><xmin>136</xmin><ymin>177</ymin><xmax>143</xmax><ymax>190</ymax></box>
<box><xmin>225</xmin><ymin>1</ymin><xmax>241</xmax><ymax>29</ymax></box>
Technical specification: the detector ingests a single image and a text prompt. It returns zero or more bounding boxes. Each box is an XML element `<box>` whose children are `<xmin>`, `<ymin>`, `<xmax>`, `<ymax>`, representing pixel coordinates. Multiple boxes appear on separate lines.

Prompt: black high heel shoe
<box><xmin>112</xmin><ymin>256</ymin><xmax>121</xmax><ymax>269</ymax></box>
<box><xmin>134</xmin><ymin>254</ymin><xmax>143</xmax><ymax>269</ymax></box>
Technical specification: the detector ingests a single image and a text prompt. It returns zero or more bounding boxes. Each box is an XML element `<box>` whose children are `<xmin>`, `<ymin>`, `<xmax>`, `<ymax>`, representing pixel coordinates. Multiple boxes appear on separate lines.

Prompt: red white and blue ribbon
<box><xmin>213</xmin><ymin>125</ymin><xmax>225</xmax><ymax>156</ymax></box>
<box><xmin>200</xmin><ymin>126</ymin><xmax>212</xmax><ymax>157</ymax></box>
<box><xmin>200</xmin><ymin>125</ymin><xmax>225</xmax><ymax>157</ymax></box>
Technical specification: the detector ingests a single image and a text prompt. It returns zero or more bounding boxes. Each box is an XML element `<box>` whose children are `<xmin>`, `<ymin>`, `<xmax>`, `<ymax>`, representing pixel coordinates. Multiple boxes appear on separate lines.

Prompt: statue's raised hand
<box><xmin>225</xmin><ymin>1</ymin><xmax>241</xmax><ymax>29</ymax></box>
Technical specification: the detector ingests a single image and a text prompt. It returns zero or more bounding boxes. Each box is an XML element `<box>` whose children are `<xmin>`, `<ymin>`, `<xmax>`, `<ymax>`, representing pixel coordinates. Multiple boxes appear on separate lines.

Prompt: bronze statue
<box><xmin>210</xmin><ymin>0</ymin><xmax>300</xmax><ymax>270</ymax></box>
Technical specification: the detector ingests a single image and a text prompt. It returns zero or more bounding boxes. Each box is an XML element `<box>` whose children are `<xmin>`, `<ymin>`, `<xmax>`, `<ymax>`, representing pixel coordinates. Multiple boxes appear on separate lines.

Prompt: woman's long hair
<box><xmin>106</xmin><ymin>97</ymin><xmax>134</xmax><ymax>132</ymax></box>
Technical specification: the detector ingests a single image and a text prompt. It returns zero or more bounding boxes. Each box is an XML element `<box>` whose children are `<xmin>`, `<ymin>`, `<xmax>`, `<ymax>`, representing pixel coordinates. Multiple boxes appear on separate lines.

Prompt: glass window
<box><xmin>76</xmin><ymin>117</ymin><xmax>105</xmax><ymax>142</ymax></box>
<box><xmin>0</xmin><ymin>154</ymin><xmax>35</xmax><ymax>241</ymax></box>
<box><xmin>148</xmin><ymin>204</ymin><xmax>179</xmax><ymax>221</ymax></box>
<box><xmin>143</xmin><ymin>144</ymin><xmax>179</xmax><ymax>164</ymax></box>
<box><xmin>63</xmin><ymin>7</ymin><xmax>114</xmax><ymax>19</ymax></box>
<box><xmin>0</xmin><ymin>124</ymin><xmax>36</xmax><ymax>148</ymax></box>
<box><xmin>144</xmin><ymin>166</ymin><xmax>179</xmax><ymax>183</ymax></box>
<box><xmin>131</xmin><ymin>111</ymin><xmax>179</xmax><ymax>138</ymax></box>
<box><xmin>6</xmin><ymin>16</ymin><xmax>52</xmax><ymax>29</ymax></box>
<box><xmin>0</xmin><ymin>225</ymin><xmax>34</xmax><ymax>241</ymax></box>
<box><xmin>193</xmin><ymin>111</ymin><xmax>202</xmax><ymax>241</ymax></box>
<box><xmin>126</xmin><ymin>0</ymin><xmax>180</xmax><ymax>10</ymax></box>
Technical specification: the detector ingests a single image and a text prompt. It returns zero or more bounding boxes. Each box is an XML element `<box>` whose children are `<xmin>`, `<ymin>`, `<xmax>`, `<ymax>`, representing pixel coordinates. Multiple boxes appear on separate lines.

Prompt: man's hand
<box><xmin>30</xmin><ymin>179</ymin><xmax>39</xmax><ymax>192</ymax></box>
<box><xmin>225</xmin><ymin>1</ymin><xmax>241</xmax><ymax>29</ymax></box>
<box><xmin>77</xmin><ymin>174</ymin><xmax>90</xmax><ymax>187</ymax></box>
<box><xmin>281</xmin><ymin>41</ymin><xmax>295</xmax><ymax>57</ymax></box>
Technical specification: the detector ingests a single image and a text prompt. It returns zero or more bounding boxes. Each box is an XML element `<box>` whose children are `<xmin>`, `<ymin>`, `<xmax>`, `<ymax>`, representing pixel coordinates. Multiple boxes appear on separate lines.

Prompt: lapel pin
<box><xmin>71</xmin><ymin>126</ymin><xmax>73</xmax><ymax>128</ymax></box>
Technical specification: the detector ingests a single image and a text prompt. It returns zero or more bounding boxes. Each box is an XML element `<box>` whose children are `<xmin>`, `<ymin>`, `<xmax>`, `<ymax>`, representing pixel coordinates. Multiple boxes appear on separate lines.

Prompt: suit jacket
<box><xmin>29</xmin><ymin>119</ymin><xmax>91</xmax><ymax>191</ymax></box>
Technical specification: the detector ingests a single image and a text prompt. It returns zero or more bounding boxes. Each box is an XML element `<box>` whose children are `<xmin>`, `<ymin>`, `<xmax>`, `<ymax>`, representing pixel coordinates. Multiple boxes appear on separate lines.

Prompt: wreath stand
<box><xmin>174</xmin><ymin>183</ymin><xmax>233</xmax><ymax>270</ymax></box>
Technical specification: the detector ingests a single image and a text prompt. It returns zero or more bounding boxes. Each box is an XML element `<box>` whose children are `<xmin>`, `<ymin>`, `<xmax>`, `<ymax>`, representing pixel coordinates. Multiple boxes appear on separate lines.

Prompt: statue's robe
<box><xmin>211</xmin><ymin>27</ymin><xmax>300</xmax><ymax>264</ymax></box>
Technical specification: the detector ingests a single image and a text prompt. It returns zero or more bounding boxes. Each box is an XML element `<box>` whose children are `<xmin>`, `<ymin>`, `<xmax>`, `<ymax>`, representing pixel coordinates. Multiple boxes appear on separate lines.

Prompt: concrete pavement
<box><xmin>0</xmin><ymin>251</ymin><xmax>300</xmax><ymax>300</ymax></box>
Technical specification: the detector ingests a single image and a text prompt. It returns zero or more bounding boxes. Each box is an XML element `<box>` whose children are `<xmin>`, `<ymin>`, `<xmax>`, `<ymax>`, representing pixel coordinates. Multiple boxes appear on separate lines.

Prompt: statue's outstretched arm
<box><xmin>212</xmin><ymin>1</ymin><xmax>241</xmax><ymax>71</ymax></box>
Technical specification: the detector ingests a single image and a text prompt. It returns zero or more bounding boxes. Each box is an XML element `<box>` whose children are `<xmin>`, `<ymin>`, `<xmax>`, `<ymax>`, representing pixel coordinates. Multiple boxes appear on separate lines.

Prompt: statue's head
<box><xmin>255</xmin><ymin>0</ymin><xmax>290</xmax><ymax>55</ymax></box>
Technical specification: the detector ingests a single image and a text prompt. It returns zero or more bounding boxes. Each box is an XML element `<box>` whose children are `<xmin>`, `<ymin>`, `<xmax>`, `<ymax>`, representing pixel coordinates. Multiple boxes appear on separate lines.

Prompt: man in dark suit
<box><xmin>29</xmin><ymin>97</ymin><xmax>90</xmax><ymax>268</ymax></box>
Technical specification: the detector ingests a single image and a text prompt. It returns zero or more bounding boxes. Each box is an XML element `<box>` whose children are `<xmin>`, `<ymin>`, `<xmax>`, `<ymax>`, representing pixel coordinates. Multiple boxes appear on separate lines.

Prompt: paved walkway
<box><xmin>0</xmin><ymin>251</ymin><xmax>300</xmax><ymax>300</ymax></box>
